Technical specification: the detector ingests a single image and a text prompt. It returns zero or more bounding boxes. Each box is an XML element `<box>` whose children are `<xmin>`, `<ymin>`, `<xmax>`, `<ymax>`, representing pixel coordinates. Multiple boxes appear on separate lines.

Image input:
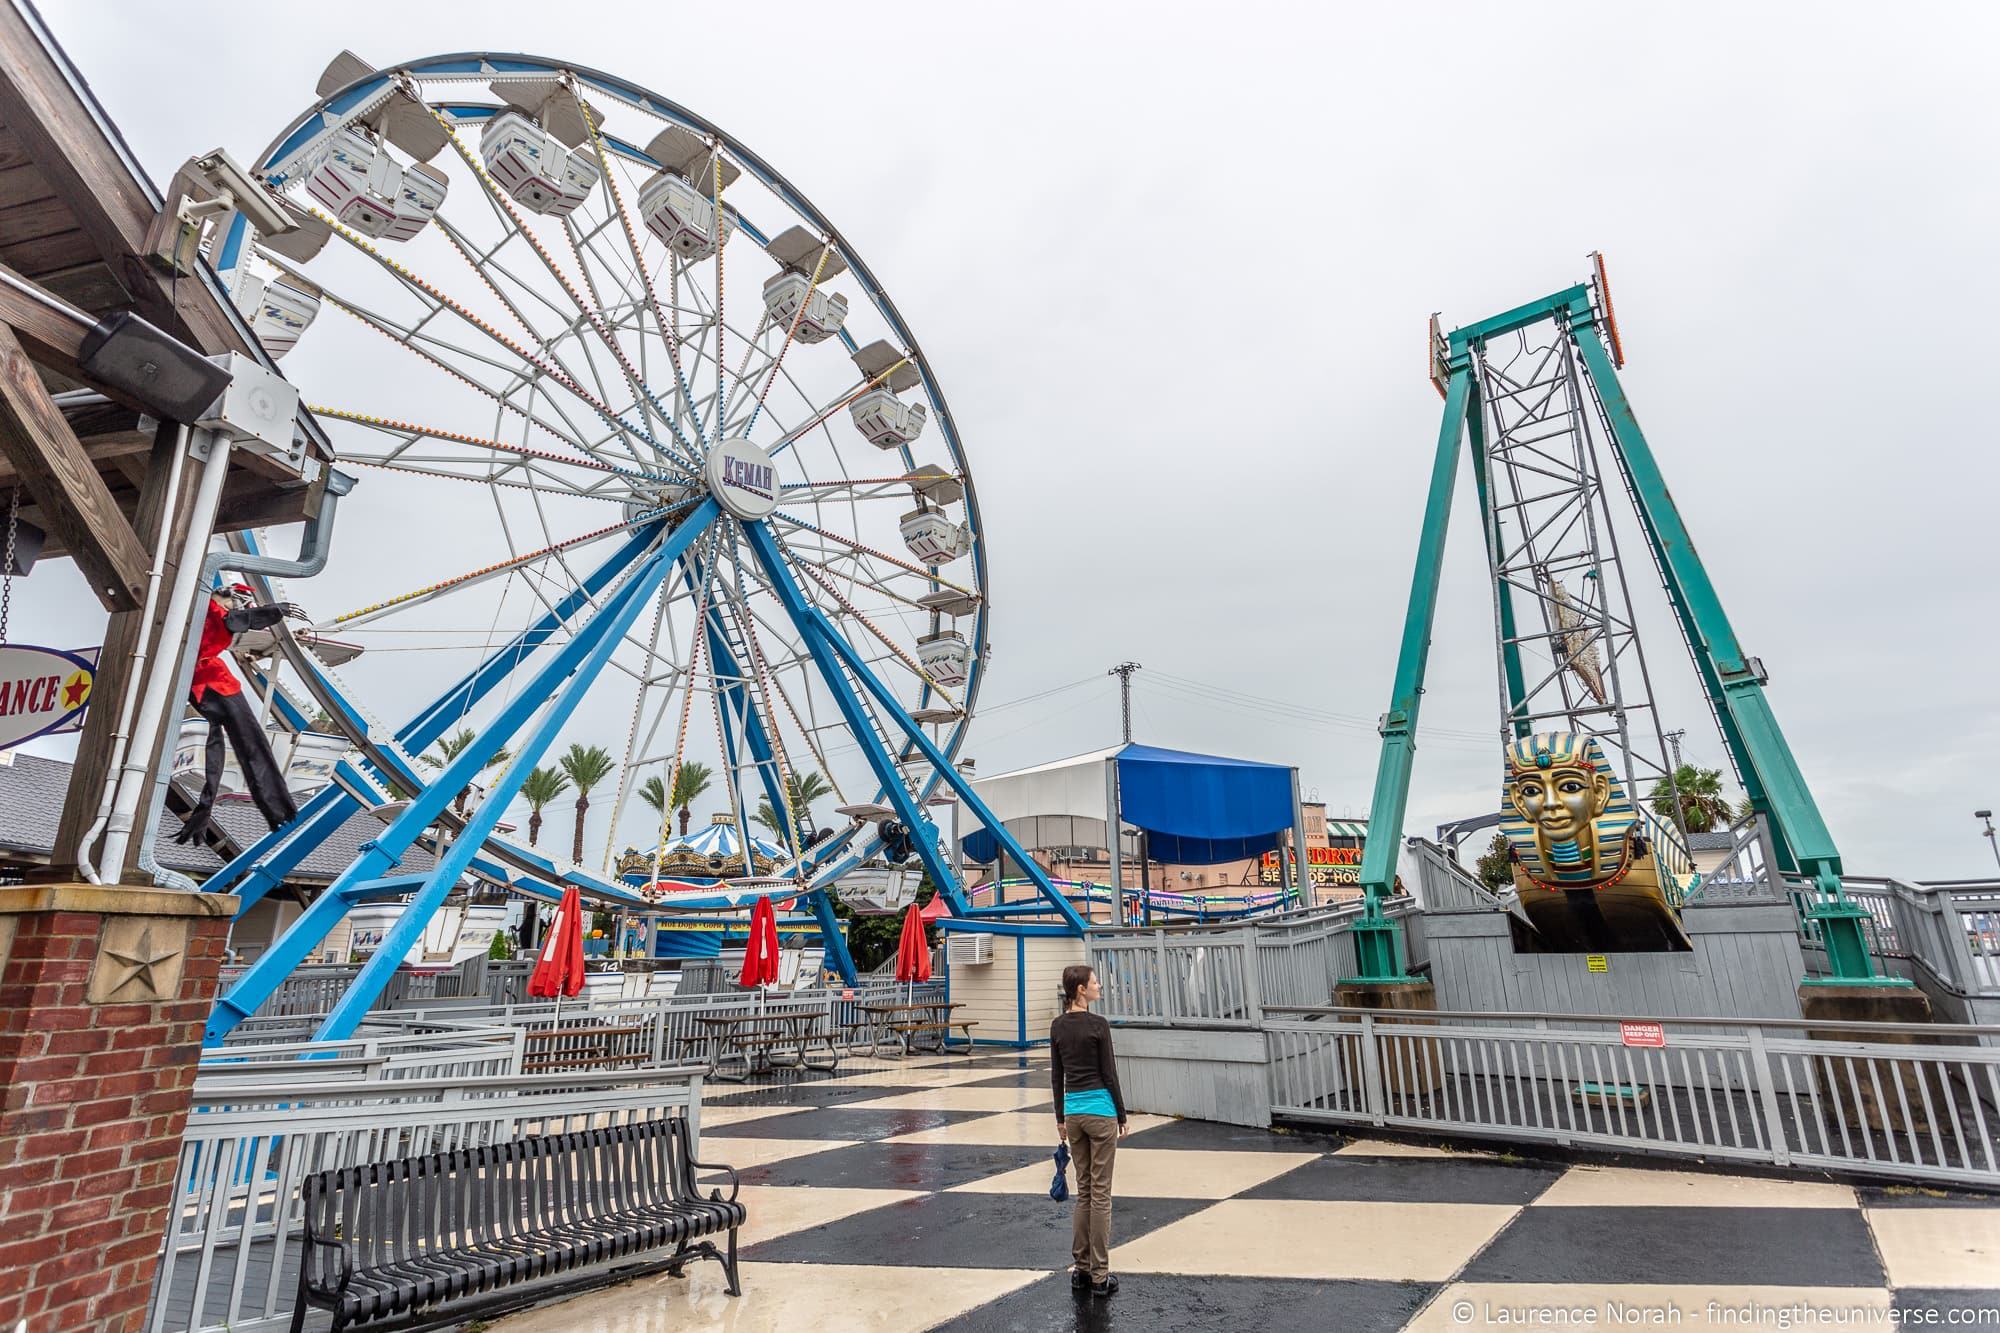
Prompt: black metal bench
<box><xmin>291</xmin><ymin>1116</ymin><xmax>742</xmax><ymax>1331</ymax></box>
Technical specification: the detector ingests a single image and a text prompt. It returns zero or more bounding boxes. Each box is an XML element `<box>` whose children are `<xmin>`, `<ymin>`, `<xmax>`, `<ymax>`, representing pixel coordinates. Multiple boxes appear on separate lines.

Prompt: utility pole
<box><xmin>1108</xmin><ymin>661</ymin><xmax>1141</xmax><ymax>744</ymax></box>
<box><xmin>1978</xmin><ymin>810</ymin><xmax>2000</xmax><ymax>876</ymax></box>
<box><xmin>1661</xmin><ymin>727</ymin><xmax>1690</xmax><ymax>832</ymax></box>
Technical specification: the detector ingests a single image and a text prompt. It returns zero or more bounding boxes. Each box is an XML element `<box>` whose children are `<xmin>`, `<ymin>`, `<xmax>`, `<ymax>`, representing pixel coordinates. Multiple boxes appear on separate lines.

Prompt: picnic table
<box><xmin>692</xmin><ymin>1011</ymin><xmax>841</xmax><ymax>1081</ymax></box>
<box><xmin>857</xmin><ymin>1001</ymin><xmax>976</xmax><ymax>1057</ymax></box>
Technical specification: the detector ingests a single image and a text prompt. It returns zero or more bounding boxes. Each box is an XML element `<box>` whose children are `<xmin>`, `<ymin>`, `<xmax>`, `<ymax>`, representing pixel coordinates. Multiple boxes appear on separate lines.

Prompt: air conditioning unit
<box><xmin>945</xmin><ymin>933</ymin><xmax>994</xmax><ymax>966</ymax></box>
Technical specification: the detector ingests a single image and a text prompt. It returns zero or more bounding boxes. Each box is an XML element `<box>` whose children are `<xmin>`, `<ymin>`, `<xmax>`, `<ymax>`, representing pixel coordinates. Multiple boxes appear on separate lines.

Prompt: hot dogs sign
<box><xmin>0</xmin><ymin>644</ymin><xmax>95</xmax><ymax>752</ymax></box>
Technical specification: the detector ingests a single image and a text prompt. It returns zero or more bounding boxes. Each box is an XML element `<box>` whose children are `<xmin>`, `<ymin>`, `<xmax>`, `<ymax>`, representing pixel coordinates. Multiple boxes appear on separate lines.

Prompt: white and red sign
<box><xmin>1619</xmin><ymin>1021</ymin><xmax>1667</xmax><ymax>1049</ymax></box>
<box><xmin>0</xmin><ymin>644</ymin><xmax>95</xmax><ymax>751</ymax></box>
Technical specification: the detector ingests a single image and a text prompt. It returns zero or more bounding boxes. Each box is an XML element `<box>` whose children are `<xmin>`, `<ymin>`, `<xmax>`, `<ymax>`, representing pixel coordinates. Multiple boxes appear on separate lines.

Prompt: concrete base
<box><xmin>1798</xmin><ymin>982</ymin><xmax>1942</xmax><ymax>1134</ymax></box>
<box><xmin>1335</xmin><ymin>979</ymin><xmax>1441</xmax><ymax>1101</ymax></box>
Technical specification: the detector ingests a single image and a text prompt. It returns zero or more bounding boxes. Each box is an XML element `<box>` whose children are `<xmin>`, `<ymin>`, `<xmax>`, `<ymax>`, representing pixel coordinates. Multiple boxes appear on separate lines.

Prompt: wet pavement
<box><xmin>493</xmin><ymin>1049</ymin><xmax>2000</xmax><ymax>1332</ymax></box>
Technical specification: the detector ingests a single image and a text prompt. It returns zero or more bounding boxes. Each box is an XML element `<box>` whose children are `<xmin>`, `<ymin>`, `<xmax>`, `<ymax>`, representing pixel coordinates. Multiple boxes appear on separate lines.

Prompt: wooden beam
<box><xmin>0</xmin><ymin>429</ymin><xmax>147</xmax><ymax>484</ymax></box>
<box><xmin>0</xmin><ymin>5</ymin><xmax>247</xmax><ymax>357</ymax></box>
<box><xmin>0</xmin><ymin>319</ymin><xmax>146</xmax><ymax>609</ymax></box>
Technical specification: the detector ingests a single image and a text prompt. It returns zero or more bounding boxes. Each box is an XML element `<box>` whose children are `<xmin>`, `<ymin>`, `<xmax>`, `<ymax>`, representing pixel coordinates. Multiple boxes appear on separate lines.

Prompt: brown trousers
<box><xmin>1065</xmin><ymin>1114</ymin><xmax>1119</xmax><ymax>1279</ymax></box>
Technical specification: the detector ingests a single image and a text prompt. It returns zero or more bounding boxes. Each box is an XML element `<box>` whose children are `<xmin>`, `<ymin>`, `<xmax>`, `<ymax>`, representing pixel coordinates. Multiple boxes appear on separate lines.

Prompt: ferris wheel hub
<box><xmin>704</xmin><ymin>436</ymin><xmax>781</xmax><ymax>520</ymax></box>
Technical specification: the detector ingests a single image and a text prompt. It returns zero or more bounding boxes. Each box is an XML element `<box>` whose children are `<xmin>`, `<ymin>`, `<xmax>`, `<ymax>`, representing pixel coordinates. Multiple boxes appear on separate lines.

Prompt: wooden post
<box><xmin>43</xmin><ymin>422</ymin><xmax>197</xmax><ymax>881</ymax></box>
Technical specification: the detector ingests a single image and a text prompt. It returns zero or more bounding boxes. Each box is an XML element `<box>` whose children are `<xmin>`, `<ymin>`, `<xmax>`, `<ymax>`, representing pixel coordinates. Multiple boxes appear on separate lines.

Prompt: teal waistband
<box><xmin>1063</xmin><ymin>1089</ymin><xmax>1116</xmax><ymax>1118</ymax></box>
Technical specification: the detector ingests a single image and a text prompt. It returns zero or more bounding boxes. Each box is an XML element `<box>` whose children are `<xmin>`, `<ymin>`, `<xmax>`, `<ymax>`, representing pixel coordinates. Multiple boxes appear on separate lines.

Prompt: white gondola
<box><xmin>637</xmin><ymin>171</ymin><xmax>736</xmax><ymax>261</ymax></box>
<box><xmin>900</xmin><ymin>505</ymin><xmax>970</xmax><ymax>565</ymax></box>
<box><xmin>305</xmin><ymin>126</ymin><xmax>446</xmax><ymax>241</ymax></box>
<box><xmin>762</xmin><ymin>271</ymin><xmax>849</xmax><ymax>344</ymax></box>
<box><xmin>917</xmin><ymin>629</ymin><xmax>971</xmax><ymax>687</ymax></box>
<box><xmin>761</xmin><ymin>225</ymin><xmax>850</xmax><ymax>343</ymax></box>
<box><xmin>849</xmin><ymin>339</ymin><xmax>927</xmax><ymax>447</ymax></box>
<box><xmin>479</xmin><ymin>110</ymin><xmax>599</xmax><ymax>217</ymax></box>
<box><xmin>851</xmin><ymin>387</ymin><xmax>927</xmax><ymax>448</ymax></box>
<box><xmin>832</xmin><ymin>866</ymin><xmax>920</xmax><ymax>915</ymax></box>
<box><xmin>232</xmin><ymin>273</ymin><xmax>321</xmax><ymax>359</ymax></box>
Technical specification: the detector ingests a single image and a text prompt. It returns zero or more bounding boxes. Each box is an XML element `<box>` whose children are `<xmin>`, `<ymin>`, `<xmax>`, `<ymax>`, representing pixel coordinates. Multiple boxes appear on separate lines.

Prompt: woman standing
<box><xmin>1052</xmin><ymin>963</ymin><xmax>1128</xmax><ymax>1298</ymax></box>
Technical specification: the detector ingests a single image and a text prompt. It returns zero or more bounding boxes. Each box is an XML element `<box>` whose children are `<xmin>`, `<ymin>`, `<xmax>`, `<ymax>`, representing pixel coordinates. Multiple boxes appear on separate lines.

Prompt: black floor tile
<box><xmin>1893</xmin><ymin>1289</ymin><xmax>2000</xmax><ymax>1322</ymax></box>
<box><xmin>959</xmin><ymin>1071</ymin><xmax>1055</xmax><ymax>1090</ymax></box>
<box><xmin>1117</xmin><ymin>1118</ymin><xmax>1345</xmax><ymax>1154</ymax></box>
<box><xmin>744</xmin><ymin>1189</ymin><xmax>1208</xmax><ymax>1270</ymax></box>
<box><xmin>704</xmin><ymin>1106</ymin><xmax>989</xmax><ymax>1141</ymax></box>
<box><xmin>735</xmin><ymin>1140</ymin><xmax>1045</xmax><ymax>1190</ymax></box>
<box><xmin>1460</xmin><ymin>1206</ymin><xmax>1883</xmax><ymax>1285</ymax></box>
<box><xmin>1241</xmin><ymin>1155</ymin><xmax>1560</xmax><ymax>1206</ymax></box>
<box><xmin>941</xmin><ymin>1273</ymin><xmax>1436</xmax><ymax>1333</ymax></box>
<box><xmin>1856</xmin><ymin>1184</ymin><xmax>2000</xmax><ymax>1208</ymax></box>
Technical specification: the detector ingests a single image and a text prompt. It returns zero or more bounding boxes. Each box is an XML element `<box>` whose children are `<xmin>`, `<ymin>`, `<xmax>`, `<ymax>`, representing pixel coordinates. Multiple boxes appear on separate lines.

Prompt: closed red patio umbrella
<box><xmin>528</xmin><ymin>887</ymin><xmax>586</xmax><ymax>1018</ymax></box>
<box><xmin>894</xmin><ymin>901</ymin><xmax>931</xmax><ymax>999</ymax></box>
<box><xmin>738</xmin><ymin>894</ymin><xmax>781</xmax><ymax>991</ymax></box>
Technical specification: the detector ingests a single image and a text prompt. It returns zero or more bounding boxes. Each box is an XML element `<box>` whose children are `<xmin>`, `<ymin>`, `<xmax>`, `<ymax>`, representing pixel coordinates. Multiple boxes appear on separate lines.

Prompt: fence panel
<box><xmin>1263</xmin><ymin>1008</ymin><xmax>2000</xmax><ymax>1189</ymax></box>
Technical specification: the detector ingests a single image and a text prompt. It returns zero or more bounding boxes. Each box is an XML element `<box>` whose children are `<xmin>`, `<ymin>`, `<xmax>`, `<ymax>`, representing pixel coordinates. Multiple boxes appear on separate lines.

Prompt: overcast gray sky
<box><xmin>18</xmin><ymin>0</ymin><xmax>2000</xmax><ymax>877</ymax></box>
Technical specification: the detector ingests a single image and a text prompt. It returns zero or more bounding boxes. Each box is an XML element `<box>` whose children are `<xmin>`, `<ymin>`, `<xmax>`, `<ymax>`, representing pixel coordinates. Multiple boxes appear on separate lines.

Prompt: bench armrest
<box><xmin>687</xmin><ymin>1155</ymin><xmax>741</xmax><ymax>1204</ymax></box>
<box><xmin>302</xmin><ymin>1232</ymin><xmax>353</xmax><ymax>1296</ymax></box>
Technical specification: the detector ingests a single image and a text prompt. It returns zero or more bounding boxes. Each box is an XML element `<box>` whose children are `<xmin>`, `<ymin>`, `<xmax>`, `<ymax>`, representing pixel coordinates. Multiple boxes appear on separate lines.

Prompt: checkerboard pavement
<box><xmin>493</xmin><ymin>1051</ymin><xmax>2000</xmax><ymax>1333</ymax></box>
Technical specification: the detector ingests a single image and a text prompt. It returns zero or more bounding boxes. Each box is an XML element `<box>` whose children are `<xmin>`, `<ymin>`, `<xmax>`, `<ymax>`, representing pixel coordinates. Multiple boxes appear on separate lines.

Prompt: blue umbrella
<box><xmin>1049</xmin><ymin>1141</ymin><xmax>1070</xmax><ymax>1201</ymax></box>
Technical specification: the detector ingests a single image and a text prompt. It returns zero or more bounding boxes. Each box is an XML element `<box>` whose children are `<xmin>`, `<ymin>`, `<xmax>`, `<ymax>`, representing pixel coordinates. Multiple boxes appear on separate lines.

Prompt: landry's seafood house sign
<box><xmin>0</xmin><ymin>644</ymin><xmax>94</xmax><ymax>752</ymax></box>
<box><xmin>1259</xmin><ymin>844</ymin><xmax>1365</xmax><ymax>887</ymax></box>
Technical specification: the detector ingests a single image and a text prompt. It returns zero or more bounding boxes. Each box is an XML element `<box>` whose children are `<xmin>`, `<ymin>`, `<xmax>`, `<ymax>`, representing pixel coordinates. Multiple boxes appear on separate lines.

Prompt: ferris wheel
<box><xmin>203</xmin><ymin>52</ymin><xmax>1083</xmax><ymax>1044</ymax></box>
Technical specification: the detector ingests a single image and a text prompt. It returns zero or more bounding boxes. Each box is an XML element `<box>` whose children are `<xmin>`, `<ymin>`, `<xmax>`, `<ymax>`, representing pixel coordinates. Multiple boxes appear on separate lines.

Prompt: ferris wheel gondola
<box><xmin>199</xmin><ymin>51</ymin><xmax>1084</xmax><ymax>1045</ymax></box>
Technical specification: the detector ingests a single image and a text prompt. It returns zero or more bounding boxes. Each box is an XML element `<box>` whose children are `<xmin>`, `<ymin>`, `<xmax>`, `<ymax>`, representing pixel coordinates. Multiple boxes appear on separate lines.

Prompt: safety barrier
<box><xmin>1089</xmin><ymin>897</ymin><xmax>1421</xmax><ymax>1024</ymax></box>
<box><xmin>1264</xmin><ymin>1005</ymin><xmax>2000</xmax><ymax>1189</ymax></box>
<box><xmin>148</xmin><ymin>1067</ymin><xmax>705</xmax><ymax>1333</ymax></box>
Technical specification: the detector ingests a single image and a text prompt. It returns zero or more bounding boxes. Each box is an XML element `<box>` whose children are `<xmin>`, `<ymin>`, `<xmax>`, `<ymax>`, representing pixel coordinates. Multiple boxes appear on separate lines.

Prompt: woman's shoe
<box><xmin>1070</xmin><ymin>1269</ymin><xmax>1090</xmax><ymax>1291</ymax></box>
<box><xmin>1091</xmin><ymin>1275</ymin><xmax>1119</xmax><ymax>1298</ymax></box>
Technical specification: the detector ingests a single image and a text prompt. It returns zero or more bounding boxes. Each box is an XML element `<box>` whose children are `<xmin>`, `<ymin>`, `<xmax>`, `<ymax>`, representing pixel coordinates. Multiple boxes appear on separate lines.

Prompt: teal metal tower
<box><xmin>1349</xmin><ymin>258</ymin><xmax>1897</xmax><ymax>988</ymax></box>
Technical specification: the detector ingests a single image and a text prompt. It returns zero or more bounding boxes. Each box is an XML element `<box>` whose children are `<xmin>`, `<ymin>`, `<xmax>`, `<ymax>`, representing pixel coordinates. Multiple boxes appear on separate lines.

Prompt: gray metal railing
<box><xmin>1264</xmin><ymin>1005</ymin><xmax>2000</xmax><ymax>1189</ymax></box>
<box><xmin>1090</xmin><ymin>897</ymin><xmax>1420</xmax><ymax>1024</ymax></box>
<box><xmin>151</xmin><ymin>1067</ymin><xmax>705</xmax><ymax>1333</ymax></box>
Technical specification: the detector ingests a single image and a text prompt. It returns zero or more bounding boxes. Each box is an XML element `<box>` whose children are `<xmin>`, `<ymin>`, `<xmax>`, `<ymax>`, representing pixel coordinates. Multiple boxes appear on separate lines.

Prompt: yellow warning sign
<box><xmin>1586</xmin><ymin>954</ymin><xmax>1608</xmax><ymax>973</ymax></box>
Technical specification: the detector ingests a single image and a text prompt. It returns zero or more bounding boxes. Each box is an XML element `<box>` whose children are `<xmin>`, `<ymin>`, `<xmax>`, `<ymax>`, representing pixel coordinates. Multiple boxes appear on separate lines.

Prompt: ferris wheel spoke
<box><xmin>326</xmin><ymin>498</ymin><xmax>703</xmax><ymax>630</ymax></box>
<box><xmin>309</xmin><ymin>406</ymin><xmax>676</xmax><ymax>488</ymax></box>
<box><xmin>760</xmin><ymin>534</ymin><xmax>961</xmax><ymax>710</ymax></box>
<box><xmin>769</xmin><ymin>510</ymin><xmax>976</xmax><ymax>597</ymax></box>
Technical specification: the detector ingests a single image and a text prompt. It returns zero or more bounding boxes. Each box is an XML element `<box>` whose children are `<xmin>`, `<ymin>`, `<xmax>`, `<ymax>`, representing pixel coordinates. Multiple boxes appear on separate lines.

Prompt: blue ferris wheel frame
<box><xmin>203</xmin><ymin>55</ymin><xmax>1085</xmax><ymax>1046</ymax></box>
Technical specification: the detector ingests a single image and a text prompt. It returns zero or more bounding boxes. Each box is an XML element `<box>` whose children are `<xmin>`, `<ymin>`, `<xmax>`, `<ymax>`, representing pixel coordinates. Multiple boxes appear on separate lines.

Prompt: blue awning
<box><xmin>960</xmin><ymin>742</ymin><xmax>1295</xmax><ymax>867</ymax></box>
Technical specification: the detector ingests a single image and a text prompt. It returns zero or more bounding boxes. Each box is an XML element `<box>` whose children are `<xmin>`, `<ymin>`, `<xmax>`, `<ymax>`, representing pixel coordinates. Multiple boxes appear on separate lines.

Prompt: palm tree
<box><xmin>753</xmin><ymin>769</ymin><xmax>833</xmax><ymax>845</ymax></box>
<box><xmin>518</xmin><ymin>765</ymin><xmax>570</xmax><ymax>848</ymax></box>
<box><xmin>1646</xmin><ymin>763</ymin><xmax>1734</xmax><ymax>834</ymax></box>
<box><xmin>558</xmin><ymin>743</ymin><xmax>616</xmax><ymax>865</ymax></box>
<box><xmin>419</xmin><ymin>726</ymin><xmax>512</xmax><ymax>816</ymax></box>
<box><xmin>669</xmin><ymin>761</ymin><xmax>715</xmax><ymax>837</ymax></box>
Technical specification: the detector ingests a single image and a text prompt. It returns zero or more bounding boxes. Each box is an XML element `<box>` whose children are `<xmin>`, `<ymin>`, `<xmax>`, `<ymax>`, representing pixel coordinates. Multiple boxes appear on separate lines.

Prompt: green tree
<box><xmin>1474</xmin><ymin>832</ymin><xmax>1514</xmax><ymax>890</ymax></box>
<box><xmin>639</xmin><ymin>761</ymin><xmax>716</xmax><ymax>840</ymax></box>
<box><xmin>1646</xmin><ymin>764</ymin><xmax>1735</xmax><ymax>834</ymax></box>
<box><xmin>753</xmin><ymin>769</ymin><xmax>833</xmax><ymax>844</ymax></box>
<box><xmin>518</xmin><ymin>765</ymin><xmax>571</xmax><ymax>848</ymax></box>
<box><xmin>558</xmin><ymin>743</ymin><xmax>617</xmax><ymax>865</ymax></box>
<box><xmin>419</xmin><ymin>726</ymin><xmax>512</xmax><ymax>816</ymax></box>
<box><xmin>837</xmin><ymin>874</ymin><xmax>935</xmax><ymax>973</ymax></box>
<box><xmin>486</xmin><ymin>929</ymin><xmax>515</xmax><ymax>961</ymax></box>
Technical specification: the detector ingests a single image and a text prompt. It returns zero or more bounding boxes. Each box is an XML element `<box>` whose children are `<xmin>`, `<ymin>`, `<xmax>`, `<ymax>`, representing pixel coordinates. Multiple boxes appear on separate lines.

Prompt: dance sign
<box><xmin>0</xmin><ymin>645</ymin><xmax>95</xmax><ymax>752</ymax></box>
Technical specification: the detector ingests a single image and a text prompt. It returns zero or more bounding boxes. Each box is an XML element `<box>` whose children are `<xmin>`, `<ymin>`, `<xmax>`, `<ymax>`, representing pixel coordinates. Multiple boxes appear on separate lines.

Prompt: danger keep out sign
<box><xmin>1620</xmin><ymin>1021</ymin><xmax>1667</xmax><ymax>1048</ymax></box>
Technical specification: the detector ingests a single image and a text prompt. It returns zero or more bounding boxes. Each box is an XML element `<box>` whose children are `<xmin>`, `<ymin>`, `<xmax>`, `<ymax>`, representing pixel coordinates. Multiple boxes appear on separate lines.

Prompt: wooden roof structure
<box><xmin>0</xmin><ymin>0</ymin><xmax>332</xmax><ymax>612</ymax></box>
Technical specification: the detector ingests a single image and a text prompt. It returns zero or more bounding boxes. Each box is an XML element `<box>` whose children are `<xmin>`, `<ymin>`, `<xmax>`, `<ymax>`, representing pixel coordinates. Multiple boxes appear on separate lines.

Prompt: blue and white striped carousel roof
<box><xmin>656</xmin><ymin>816</ymin><xmax>789</xmax><ymax>863</ymax></box>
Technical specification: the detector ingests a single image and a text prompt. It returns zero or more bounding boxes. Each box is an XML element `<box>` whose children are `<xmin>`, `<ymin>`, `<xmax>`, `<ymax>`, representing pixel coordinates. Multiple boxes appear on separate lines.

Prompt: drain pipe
<box><xmin>92</xmin><ymin>430</ymin><xmax>232</xmax><ymax>882</ymax></box>
<box><xmin>132</xmin><ymin>468</ymin><xmax>354</xmax><ymax>888</ymax></box>
<box><xmin>73</xmin><ymin>423</ymin><xmax>191</xmax><ymax>884</ymax></box>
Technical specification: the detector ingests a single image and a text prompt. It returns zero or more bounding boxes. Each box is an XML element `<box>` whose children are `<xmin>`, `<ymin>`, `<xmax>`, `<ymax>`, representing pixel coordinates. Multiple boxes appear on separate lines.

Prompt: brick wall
<box><xmin>0</xmin><ymin>886</ymin><xmax>235</xmax><ymax>1332</ymax></box>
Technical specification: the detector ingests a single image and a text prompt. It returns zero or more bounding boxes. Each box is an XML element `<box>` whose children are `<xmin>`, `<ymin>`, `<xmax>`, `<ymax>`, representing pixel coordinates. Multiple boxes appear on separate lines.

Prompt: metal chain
<box><xmin>0</xmin><ymin>487</ymin><xmax>19</xmax><ymax>646</ymax></box>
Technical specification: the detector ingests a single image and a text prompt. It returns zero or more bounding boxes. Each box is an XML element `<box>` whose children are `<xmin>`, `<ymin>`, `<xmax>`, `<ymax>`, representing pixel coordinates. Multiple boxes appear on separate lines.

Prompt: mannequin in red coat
<box><xmin>175</xmin><ymin>583</ymin><xmax>309</xmax><ymax>843</ymax></box>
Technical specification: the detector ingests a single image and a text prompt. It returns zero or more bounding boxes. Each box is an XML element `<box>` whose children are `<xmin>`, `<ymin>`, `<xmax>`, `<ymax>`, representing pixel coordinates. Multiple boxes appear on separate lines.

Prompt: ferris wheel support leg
<box><xmin>699</xmin><ymin>610</ymin><xmax>860</xmax><ymax>985</ymax></box>
<box><xmin>203</xmin><ymin>531</ymin><xmax>659</xmax><ymax>904</ymax></box>
<box><xmin>301</xmin><ymin>526</ymin><xmax>700</xmax><ymax>1045</ymax></box>
<box><xmin>208</xmin><ymin>508</ymin><xmax>718</xmax><ymax>1045</ymax></box>
<box><xmin>739</xmin><ymin>522</ymin><xmax>1089</xmax><ymax>936</ymax></box>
